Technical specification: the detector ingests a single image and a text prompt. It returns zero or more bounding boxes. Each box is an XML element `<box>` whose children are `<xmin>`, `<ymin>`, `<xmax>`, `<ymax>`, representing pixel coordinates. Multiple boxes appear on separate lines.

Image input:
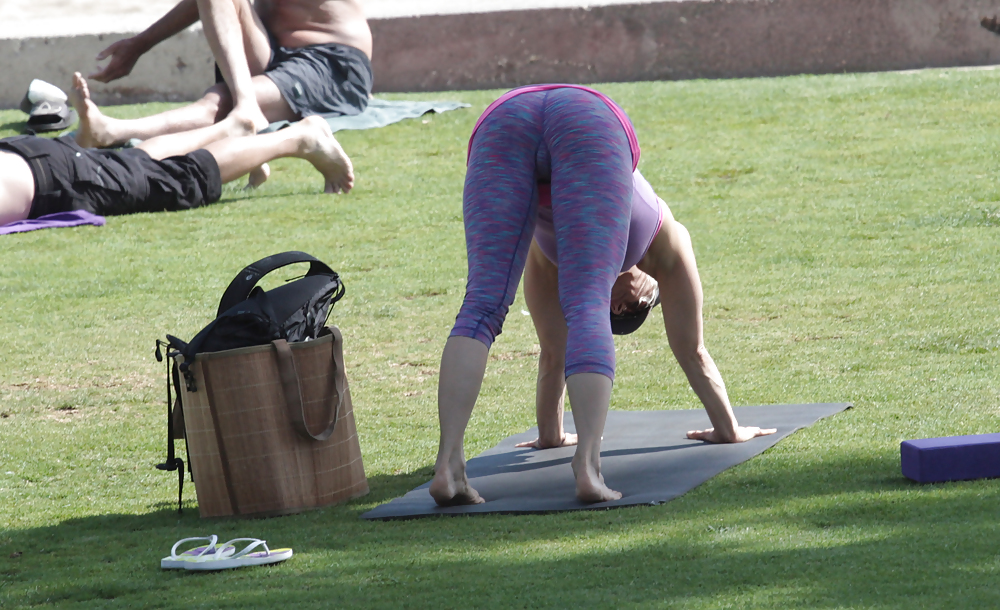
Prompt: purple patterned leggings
<box><xmin>450</xmin><ymin>88</ymin><xmax>634</xmax><ymax>380</ymax></box>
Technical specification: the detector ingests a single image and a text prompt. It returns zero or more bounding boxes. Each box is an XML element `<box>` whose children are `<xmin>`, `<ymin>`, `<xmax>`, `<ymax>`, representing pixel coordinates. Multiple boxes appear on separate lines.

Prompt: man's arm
<box><xmin>516</xmin><ymin>241</ymin><xmax>578</xmax><ymax>449</ymax></box>
<box><xmin>195</xmin><ymin>0</ymin><xmax>270</xmax><ymax>129</ymax></box>
<box><xmin>640</xmin><ymin>217</ymin><xmax>776</xmax><ymax>443</ymax></box>
<box><xmin>90</xmin><ymin>0</ymin><xmax>201</xmax><ymax>82</ymax></box>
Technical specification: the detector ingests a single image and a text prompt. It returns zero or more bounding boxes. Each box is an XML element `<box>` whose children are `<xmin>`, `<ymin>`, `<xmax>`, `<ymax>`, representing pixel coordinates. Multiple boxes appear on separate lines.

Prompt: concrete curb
<box><xmin>1</xmin><ymin>29</ymin><xmax>214</xmax><ymax>109</ymax></box>
<box><xmin>3</xmin><ymin>0</ymin><xmax>1000</xmax><ymax>109</ymax></box>
<box><xmin>370</xmin><ymin>0</ymin><xmax>1000</xmax><ymax>92</ymax></box>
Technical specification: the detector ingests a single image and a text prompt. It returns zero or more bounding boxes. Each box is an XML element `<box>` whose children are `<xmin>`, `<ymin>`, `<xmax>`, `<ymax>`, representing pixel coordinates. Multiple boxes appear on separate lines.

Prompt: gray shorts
<box><xmin>217</xmin><ymin>41</ymin><xmax>373</xmax><ymax>118</ymax></box>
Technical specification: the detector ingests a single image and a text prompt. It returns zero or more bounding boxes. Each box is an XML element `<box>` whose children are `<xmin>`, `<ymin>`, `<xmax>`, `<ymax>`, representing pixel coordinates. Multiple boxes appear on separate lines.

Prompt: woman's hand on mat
<box><xmin>686</xmin><ymin>426</ymin><xmax>777</xmax><ymax>443</ymax></box>
<box><xmin>90</xmin><ymin>38</ymin><xmax>144</xmax><ymax>82</ymax></box>
<box><xmin>515</xmin><ymin>433</ymin><xmax>579</xmax><ymax>449</ymax></box>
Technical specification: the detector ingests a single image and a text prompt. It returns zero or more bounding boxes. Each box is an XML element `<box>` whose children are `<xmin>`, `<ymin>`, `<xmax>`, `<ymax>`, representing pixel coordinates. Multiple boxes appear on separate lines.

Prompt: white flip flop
<box><xmin>160</xmin><ymin>535</ymin><xmax>236</xmax><ymax>569</ymax></box>
<box><xmin>182</xmin><ymin>538</ymin><xmax>293</xmax><ymax>571</ymax></box>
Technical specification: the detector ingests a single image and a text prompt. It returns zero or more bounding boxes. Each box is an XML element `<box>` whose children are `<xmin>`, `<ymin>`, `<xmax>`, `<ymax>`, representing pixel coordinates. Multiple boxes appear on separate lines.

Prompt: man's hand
<box><xmin>89</xmin><ymin>37</ymin><xmax>146</xmax><ymax>83</ymax></box>
<box><xmin>686</xmin><ymin>427</ymin><xmax>777</xmax><ymax>443</ymax></box>
<box><xmin>515</xmin><ymin>433</ymin><xmax>578</xmax><ymax>449</ymax></box>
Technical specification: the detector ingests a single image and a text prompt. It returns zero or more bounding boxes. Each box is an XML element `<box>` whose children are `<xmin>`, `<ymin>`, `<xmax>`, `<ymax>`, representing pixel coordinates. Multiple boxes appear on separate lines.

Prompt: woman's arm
<box><xmin>639</xmin><ymin>215</ymin><xmax>775</xmax><ymax>443</ymax></box>
<box><xmin>516</xmin><ymin>241</ymin><xmax>578</xmax><ymax>449</ymax></box>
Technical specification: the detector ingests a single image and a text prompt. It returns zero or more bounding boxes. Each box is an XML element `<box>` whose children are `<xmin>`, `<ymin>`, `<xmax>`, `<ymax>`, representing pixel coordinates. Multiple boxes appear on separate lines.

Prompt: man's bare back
<box><xmin>257</xmin><ymin>0</ymin><xmax>372</xmax><ymax>57</ymax></box>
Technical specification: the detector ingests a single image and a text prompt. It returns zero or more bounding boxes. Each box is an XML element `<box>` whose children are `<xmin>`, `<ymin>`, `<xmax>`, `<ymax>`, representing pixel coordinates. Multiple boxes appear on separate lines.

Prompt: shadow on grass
<box><xmin>0</xmin><ymin>120</ymin><xmax>27</xmax><ymax>134</ymax></box>
<box><xmin>2</xmin><ymin>454</ymin><xmax>998</xmax><ymax>608</ymax></box>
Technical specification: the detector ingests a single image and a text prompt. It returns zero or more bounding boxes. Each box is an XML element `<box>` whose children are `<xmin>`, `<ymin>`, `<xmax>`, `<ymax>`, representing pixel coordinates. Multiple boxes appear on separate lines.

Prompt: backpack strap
<box><xmin>154</xmin><ymin>339</ymin><xmax>186</xmax><ymax>514</ymax></box>
<box><xmin>217</xmin><ymin>251</ymin><xmax>337</xmax><ymax>317</ymax></box>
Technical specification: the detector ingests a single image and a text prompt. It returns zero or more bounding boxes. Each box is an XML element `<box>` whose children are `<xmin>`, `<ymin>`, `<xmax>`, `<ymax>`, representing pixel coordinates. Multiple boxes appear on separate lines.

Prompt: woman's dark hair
<box><xmin>610</xmin><ymin>287</ymin><xmax>660</xmax><ymax>335</ymax></box>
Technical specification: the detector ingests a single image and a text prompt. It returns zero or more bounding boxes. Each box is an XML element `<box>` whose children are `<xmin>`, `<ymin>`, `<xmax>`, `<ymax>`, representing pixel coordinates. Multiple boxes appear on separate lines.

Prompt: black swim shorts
<box><xmin>216</xmin><ymin>41</ymin><xmax>373</xmax><ymax>118</ymax></box>
<box><xmin>0</xmin><ymin>136</ymin><xmax>222</xmax><ymax>219</ymax></box>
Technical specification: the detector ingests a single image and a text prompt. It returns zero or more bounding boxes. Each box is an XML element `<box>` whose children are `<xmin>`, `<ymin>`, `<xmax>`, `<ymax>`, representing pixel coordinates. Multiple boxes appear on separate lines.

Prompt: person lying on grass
<box><xmin>430</xmin><ymin>84</ymin><xmax>776</xmax><ymax>507</ymax></box>
<box><xmin>0</xmin><ymin>74</ymin><xmax>353</xmax><ymax>226</ymax></box>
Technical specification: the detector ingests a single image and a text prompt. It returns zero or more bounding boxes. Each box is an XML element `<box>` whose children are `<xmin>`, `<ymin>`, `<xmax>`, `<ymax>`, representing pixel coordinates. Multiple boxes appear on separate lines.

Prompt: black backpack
<box><xmin>154</xmin><ymin>251</ymin><xmax>345</xmax><ymax>511</ymax></box>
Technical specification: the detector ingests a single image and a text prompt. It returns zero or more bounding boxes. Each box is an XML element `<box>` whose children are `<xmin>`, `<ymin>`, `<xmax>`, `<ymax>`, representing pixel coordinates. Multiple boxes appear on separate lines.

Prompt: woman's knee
<box><xmin>561</xmin><ymin>312</ymin><xmax>616</xmax><ymax>379</ymax></box>
<box><xmin>451</xmin><ymin>294</ymin><xmax>511</xmax><ymax>348</ymax></box>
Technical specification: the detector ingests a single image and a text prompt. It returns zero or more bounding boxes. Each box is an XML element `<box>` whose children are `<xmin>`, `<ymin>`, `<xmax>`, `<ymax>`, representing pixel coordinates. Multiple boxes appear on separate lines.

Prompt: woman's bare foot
<box><xmin>295</xmin><ymin>115</ymin><xmax>354</xmax><ymax>194</ymax></box>
<box><xmin>68</xmin><ymin>72</ymin><xmax>120</xmax><ymax>148</ymax></box>
<box><xmin>429</xmin><ymin>457</ymin><xmax>485</xmax><ymax>506</ymax></box>
<box><xmin>246</xmin><ymin>163</ymin><xmax>270</xmax><ymax>190</ymax></box>
<box><xmin>572</xmin><ymin>455</ymin><xmax>621</xmax><ymax>504</ymax></box>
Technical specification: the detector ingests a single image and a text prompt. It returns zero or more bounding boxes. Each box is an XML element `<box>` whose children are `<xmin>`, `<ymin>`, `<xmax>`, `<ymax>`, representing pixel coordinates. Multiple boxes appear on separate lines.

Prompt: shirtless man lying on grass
<box><xmin>0</xmin><ymin>74</ymin><xmax>353</xmax><ymax>226</ymax></box>
<box><xmin>75</xmin><ymin>0</ymin><xmax>372</xmax><ymax>154</ymax></box>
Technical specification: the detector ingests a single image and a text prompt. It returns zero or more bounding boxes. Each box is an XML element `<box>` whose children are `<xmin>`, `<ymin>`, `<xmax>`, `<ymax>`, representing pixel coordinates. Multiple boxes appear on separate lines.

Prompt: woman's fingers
<box><xmin>686</xmin><ymin>428</ymin><xmax>713</xmax><ymax>441</ymax></box>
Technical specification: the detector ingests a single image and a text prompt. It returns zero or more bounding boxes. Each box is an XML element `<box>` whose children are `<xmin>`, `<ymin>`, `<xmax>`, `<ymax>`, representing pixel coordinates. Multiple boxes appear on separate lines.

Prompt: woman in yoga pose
<box><xmin>430</xmin><ymin>84</ymin><xmax>775</xmax><ymax>506</ymax></box>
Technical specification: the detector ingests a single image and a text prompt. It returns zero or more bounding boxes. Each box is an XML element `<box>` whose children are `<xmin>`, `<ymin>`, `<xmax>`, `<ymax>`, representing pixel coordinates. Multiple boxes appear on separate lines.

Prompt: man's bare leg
<box><xmin>566</xmin><ymin>373</ymin><xmax>621</xmax><ymax>503</ymax></box>
<box><xmin>73</xmin><ymin>81</ymin><xmax>230</xmax><ymax>149</ymax></box>
<box><xmin>136</xmin><ymin>117</ymin><xmax>255</xmax><ymax>160</ymax></box>
<box><xmin>66</xmin><ymin>74</ymin><xmax>250</xmax><ymax>159</ymax></box>
<box><xmin>0</xmin><ymin>152</ymin><xmax>35</xmax><ymax>225</ymax></box>
<box><xmin>429</xmin><ymin>336</ymin><xmax>489</xmax><ymax>506</ymax></box>
<box><xmin>73</xmin><ymin>76</ymin><xmax>295</xmax><ymax>150</ymax></box>
<box><xmin>196</xmin><ymin>0</ymin><xmax>271</xmax><ymax>132</ymax></box>
<box><xmin>200</xmin><ymin>115</ymin><xmax>353</xmax><ymax>193</ymax></box>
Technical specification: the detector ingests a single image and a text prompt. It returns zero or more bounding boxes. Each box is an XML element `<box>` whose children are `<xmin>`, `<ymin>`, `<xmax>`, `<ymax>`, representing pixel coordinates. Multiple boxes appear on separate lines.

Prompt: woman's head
<box><xmin>610</xmin><ymin>267</ymin><xmax>659</xmax><ymax>335</ymax></box>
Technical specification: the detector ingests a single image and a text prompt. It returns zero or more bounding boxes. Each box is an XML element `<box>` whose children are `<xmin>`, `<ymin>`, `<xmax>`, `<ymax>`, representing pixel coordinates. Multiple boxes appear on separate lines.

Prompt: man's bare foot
<box><xmin>572</xmin><ymin>456</ymin><xmax>621</xmax><ymax>504</ymax></box>
<box><xmin>230</xmin><ymin>100</ymin><xmax>269</xmax><ymax>135</ymax></box>
<box><xmin>429</xmin><ymin>458</ymin><xmax>484</xmax><ymax>506</ymax></box>
<box><xmin>224</xmin><ymin>105</ymin><xmax>267</xmax><ymax>140</ymax></box>
<box><xmin>69</xmin><ymin>72</ymin><xmax>119</xmax><ymax>148</ymax></box>
<box><xmin>246</xmin><ymin>163</ymin><xmax>270</xmax><ymax>190</ymax></box>
<box><xmin>295</xmin><ymin>115</ymin><xmax>354</xmax><ymax>194</ymax></box>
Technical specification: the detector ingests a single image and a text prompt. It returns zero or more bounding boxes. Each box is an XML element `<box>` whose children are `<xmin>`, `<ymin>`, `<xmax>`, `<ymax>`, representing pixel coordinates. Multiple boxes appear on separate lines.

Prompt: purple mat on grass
<box><xmin>362</xmin><ymin>403</ymin><xmax>851</xmax><ymax>520</ymax></box>
<box><xmin>901</xmin><ymin>433</ymin><xmax>1000</xmax><ymax>483</ymax></box>
<box><xmin>0</xmin><ymin>210</ymin><xmax>105</xmax><ymax>235</ymax></box>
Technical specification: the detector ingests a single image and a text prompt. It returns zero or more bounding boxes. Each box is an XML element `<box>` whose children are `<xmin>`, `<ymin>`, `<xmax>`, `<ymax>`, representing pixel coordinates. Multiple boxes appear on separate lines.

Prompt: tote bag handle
<box><xmin>272</xmin><ymin>327</ymin><xmax>345</xmax><ymax>442</ymax></box>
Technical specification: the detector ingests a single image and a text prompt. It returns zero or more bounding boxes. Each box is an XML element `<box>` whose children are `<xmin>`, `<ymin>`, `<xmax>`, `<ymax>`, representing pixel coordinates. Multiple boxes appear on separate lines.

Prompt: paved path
<box><xmin>2</xmin><ymin>0</ymin><xmax>997</xmax><ymax>109</ymax></box>
<box><xmin>0</xmin><ymin>0</ymin><xmax>673</xmax><ymax>38</ymax></box>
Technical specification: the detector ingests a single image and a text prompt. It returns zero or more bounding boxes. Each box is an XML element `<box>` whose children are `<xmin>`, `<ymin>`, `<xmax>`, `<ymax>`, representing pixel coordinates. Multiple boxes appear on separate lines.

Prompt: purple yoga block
<box><xmin>901</xmin><ymin>434</ymin><xmax>1000</xmax><ymax>483</ymax></box>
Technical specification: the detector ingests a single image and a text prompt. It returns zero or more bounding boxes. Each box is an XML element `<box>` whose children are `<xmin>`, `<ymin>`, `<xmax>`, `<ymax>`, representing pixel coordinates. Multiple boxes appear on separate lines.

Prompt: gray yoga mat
<box><xmin>261</xmin><ymin>98</ymin><xmax>470</xmax><ymax>134</ymax></box>
<box><xmin>98</xmin><ymin>99</ymin><xmax>470</xmax><ymax>148</ymax></box>
<box><xmin>361</xmin><ymin>403</ymin><xmax>850</xmax><ymax>520</ymax></box>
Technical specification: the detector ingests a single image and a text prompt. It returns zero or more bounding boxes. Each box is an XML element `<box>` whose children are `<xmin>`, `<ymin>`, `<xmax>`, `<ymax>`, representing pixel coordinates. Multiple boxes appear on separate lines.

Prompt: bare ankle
<box><xmin>231</xmin><ymin>101</ymin><xmax>269</xmax><ymax>134</ymax></box>
<box><xmin>294</xmin><ymin>130</ymin><xmax>318</xmax><ymax>156</ymax></box>
<box><xmin>233</xmin><ymin>114</ymin><xmax>257</xmax><ymax>137</ymax></box>
<box><xmin>572</xmin><ymin>453</ymin><xmax>620</xmax><ymax>503</ymax></box>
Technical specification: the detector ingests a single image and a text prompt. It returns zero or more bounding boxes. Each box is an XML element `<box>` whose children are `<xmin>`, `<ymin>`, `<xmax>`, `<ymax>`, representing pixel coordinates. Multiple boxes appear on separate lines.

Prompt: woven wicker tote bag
<box><xmin>179</xmin><ymin>326</ymin><xmax>368</xmax><ymax>518</ymax></box>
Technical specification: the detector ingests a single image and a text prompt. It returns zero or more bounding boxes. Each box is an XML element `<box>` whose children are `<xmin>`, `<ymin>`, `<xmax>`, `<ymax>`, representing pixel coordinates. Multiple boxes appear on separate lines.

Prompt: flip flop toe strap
<box><xmin>218</xmin><ymin>538</ymin><xmax>271</xmax><ymax>559</ymax></box>
<box><xmin>170</xmin><ymin>535</ymin><xmax>218</xmax><ymax>560</ymax></box>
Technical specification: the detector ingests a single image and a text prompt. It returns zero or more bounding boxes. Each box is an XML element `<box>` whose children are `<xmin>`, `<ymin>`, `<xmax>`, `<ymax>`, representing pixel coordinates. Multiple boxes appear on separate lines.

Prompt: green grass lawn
<box><xmin>2</xmin><ymin>68</ymin><xmax>1000</xmax><ymax>608</ymax></box>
